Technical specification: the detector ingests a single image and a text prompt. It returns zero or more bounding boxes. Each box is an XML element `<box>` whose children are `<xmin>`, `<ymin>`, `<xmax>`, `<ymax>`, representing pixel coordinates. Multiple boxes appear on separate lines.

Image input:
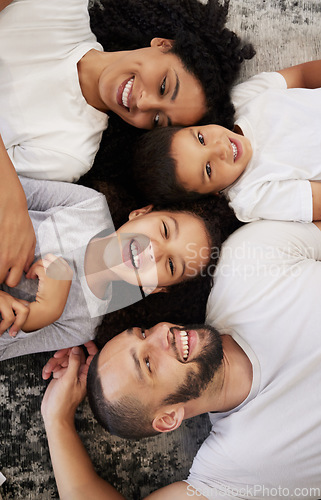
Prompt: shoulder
<box><xmin>232</xmin><ymin>71</ymin><xmax>287</xmax><ymax>109</ymax></box>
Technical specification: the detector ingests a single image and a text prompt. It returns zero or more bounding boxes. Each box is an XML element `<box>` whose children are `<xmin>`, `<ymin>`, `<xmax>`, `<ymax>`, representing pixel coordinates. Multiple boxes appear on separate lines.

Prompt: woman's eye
<box><xmin>206</xmin><ymin>162</ymin><xmax>212</xmax><ymax>178</ymax></box>
<box><xmin>145</xmin><ymin>358</ymin><xmax>151</xmax><ymax>372</ymax></box>
<box><xmin>162</xmin><ymin>221</ymin><xmax>169</xmax><ymax>239</ymax></box>
<box><xmin>160</xmin><ymin>77</ymin><xmax>166</xmax><ymax>96</ymax></box>
<box><xmin>153</xmin><ymin>113</ymin><xmax>160</xmax><ymax>128</ymax></box>
<box><xmin>198</xmin><ymin>132</ymin><xmax>205</xmax><ymax>145</ymax></box>
<box><xmin>168</xmin><ymin>257</ymin><xmax>174</xmax><ymax>276</ymax></box>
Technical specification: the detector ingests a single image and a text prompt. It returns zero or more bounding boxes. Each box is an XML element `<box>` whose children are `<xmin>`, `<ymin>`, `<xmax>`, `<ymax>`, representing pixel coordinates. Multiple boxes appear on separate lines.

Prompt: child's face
<box><xmin>105</xmin><ymin>206</ymin><xmax>210</xmax><ymax>292</ymax></box>
<box><xmin>171</xmin><ymin>125</ymin><xmax>252</xmax><ymax>194</ymax></box>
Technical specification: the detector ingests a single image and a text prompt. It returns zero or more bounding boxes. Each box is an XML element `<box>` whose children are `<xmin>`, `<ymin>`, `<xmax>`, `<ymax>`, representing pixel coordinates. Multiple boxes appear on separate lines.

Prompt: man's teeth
<box><xmin>130</xmin><ymin>240</ymin><xmax>139</xmax><ymax>268</ymax></box>
<box><xmin>231</xmin><ymin>141</ymin><xmax>238</xmax><ymax>161</ymax></box>
<box><xmin>180</xmin><ymin>330</ymin><xmax>189</xmax><ymax>360</ymax></box>
<box><xmin>122</xmin><ymin>77</ymin><xmax>134</xmax><ymax>108</ymax></box>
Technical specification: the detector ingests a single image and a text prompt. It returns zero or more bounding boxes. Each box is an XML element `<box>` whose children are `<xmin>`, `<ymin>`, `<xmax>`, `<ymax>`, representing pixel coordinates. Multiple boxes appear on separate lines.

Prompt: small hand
<box><xmin>0</xmin><ymin>290</ymin><xmax>30</xmax><ymax>337</ymax></box>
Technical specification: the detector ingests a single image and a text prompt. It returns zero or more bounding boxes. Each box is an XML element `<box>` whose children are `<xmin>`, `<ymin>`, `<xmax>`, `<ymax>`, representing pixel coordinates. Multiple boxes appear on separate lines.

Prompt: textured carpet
<box><xmin>1</xmin><ymin>1</ymin><xmax>321</xmax><ymax>498</ymax></box>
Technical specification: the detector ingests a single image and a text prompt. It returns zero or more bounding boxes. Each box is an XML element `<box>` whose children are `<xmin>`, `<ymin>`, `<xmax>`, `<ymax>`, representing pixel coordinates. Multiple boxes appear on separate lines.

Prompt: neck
<box><xmin>184</xmin><ymin>335</ymin><xmax>253</xmax><ymax>418</ymax></box>
<box><xmin>77</xmin><ymin>49</ymin><xmax>124</xmax><ymax>111</ymax></box>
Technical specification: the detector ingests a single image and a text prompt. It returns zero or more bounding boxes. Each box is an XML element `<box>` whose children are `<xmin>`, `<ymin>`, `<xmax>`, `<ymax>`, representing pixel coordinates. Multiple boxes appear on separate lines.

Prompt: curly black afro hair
<box><xmin>87</xmin><ymin>0</ymin><xmax>255</xmax><ymax>188</ymax></box>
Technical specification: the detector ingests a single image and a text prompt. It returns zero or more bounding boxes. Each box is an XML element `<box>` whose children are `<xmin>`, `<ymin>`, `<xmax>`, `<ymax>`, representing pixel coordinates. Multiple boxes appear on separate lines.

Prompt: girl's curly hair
<box><xmin>87</xmin><ymin>0</ymin><xmax>255</xmax><ymax>186</ymax></box>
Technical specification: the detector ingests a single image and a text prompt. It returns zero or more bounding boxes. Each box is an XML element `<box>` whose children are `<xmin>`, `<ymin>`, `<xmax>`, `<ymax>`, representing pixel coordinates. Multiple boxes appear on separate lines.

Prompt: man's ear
<box><xmin>150</xmin><ymin>38</ymin><xmax>174</xmax><ymax>53</ymax></box>
<box><xmin>128</xmin><ymin>205</ymin><xmax>153</xmax><ymax>221</ymax></box>
<box><xmin>152</xmin><ymin>406</ymin><xmax>185</xmax><ymax>434</ymax></box>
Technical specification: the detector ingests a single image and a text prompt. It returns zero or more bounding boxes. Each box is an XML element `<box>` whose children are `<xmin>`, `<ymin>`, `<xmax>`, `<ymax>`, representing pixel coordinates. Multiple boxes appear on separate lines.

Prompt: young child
<box><xmin>134</xmin><ymin>60</ymin><xmax>321</xmax><ymax>223</ymax></box>
<box><xmin>0</xmin><ymin>176</ymin><xmax>223</xmax><ymax>361</ymax></box>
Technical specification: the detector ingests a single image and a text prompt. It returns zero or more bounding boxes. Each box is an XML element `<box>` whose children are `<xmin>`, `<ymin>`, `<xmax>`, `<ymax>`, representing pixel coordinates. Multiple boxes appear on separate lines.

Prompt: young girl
<box><xmin>0</xmin><ymin>176</ymin><xmax>227</xmax><ymax>361</ymax></box>
<box><xmin>0</xmin><ymin>0</ymin><xmax>254</xmax><ymax>289</ymax></box>
<box><xmin>134</xmin><ymin>60</ymin><xmax>321</xmax><ymax>223</ymax></box>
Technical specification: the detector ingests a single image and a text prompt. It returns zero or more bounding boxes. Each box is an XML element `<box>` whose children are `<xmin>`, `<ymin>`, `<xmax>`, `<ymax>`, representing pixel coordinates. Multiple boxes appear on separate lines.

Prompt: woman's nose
<box><xmin>136</xmin><ymin>90</ymin><xmax>158</xmax><ymax>111</ymax></box>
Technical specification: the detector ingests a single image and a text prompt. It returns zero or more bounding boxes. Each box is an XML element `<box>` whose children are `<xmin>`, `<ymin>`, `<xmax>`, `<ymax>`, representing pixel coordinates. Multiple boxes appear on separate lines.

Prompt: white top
<box><xmin>187</xmin><ymin>220</ymin><xmax>321</xmax><ymax>499</ymax></box>
<box><xmin>225</xmin><ymin>72</ymin><xmax>321</xmax><ymax>222</ymax></box>
<box><xmin>0</xmin><ymin>0</ymin><xmax>108</xmax><ymax>181</ymax></box>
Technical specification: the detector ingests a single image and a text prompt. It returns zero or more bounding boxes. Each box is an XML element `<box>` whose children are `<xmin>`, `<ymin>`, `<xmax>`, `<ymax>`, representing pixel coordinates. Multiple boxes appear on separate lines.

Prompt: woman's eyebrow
<box><xmin>171</xmin><ymin>71</ymin><xmax>180</xmax><ymax>102</ymax></box>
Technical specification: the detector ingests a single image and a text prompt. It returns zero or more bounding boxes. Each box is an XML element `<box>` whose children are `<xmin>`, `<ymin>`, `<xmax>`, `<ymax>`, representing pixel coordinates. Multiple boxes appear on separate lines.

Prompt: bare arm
<box><xmin>278</xmin><ymin>60</ymin><xmax>321</xmax><ymax>89</ymax></box>
<box><xmin>0</xmin><ymin>0</ymin><xmax>12</xmax><ymax>12</ymax></box>
<box><xmin>0</xmin><ymin>134</ymin><xmax>36</xmax><ymax>286</ymax></box>
<box><xmin>22</xmin><ymin>254</ymin><xmax>73</xmax><ymax>332</ymax></box>
<box><xmin>42</xmin><ymin>348</ymin><xmax>206</xmax><ymax>500</ymax></box>
<box><xmin>310</xmin><ymin>182</ymin><xmax>321</xmax><ymax>222</ymax></box>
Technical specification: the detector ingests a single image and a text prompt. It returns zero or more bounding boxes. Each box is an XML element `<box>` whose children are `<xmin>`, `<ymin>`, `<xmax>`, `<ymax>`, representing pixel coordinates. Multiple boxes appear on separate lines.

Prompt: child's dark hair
<box><xmin>134</xmin><ymin>126</ymin><xmax>204</xmax><ymax>205</ymax></box>
<box><xmin>88</xmin><ymin>0</ymin><xmax>255</xmax><ymax>186</ymax></box>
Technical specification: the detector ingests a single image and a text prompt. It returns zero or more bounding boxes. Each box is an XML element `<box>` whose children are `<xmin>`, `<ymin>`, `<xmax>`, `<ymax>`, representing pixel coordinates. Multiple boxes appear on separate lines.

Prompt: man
<box><xmin>41</xmin><ymin>219</ymin><xmax>321</xmax><ymax>499</ymax></box>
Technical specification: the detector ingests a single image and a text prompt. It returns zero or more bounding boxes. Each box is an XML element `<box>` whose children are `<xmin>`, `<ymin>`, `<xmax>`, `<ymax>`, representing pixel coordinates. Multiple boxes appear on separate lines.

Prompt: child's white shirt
<box><xmin>225</xmin><ymin>72</ymin><xmax>321</xmax><ymax>222</ymax></box>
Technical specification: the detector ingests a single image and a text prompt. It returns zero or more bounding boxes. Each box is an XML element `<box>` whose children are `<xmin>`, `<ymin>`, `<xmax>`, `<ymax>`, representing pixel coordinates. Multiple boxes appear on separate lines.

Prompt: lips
<box><xmin>122</xmin><ymin>238</ymin><xmax>142</xmax><ymax>269</ymax></box>
<box><xmin>117</xmin><ymin>76</ymin><xmax>134</xmax><ymax>111</ymax></box>
<box><xmin>229</xmin><ymin>138</ymin><xmax>242</xmax><ymax>162</ymax></box>
<box><xmin>173</xmin><ymin>328</ymin><xmax>198</xmax><ymax>362</ymax></box>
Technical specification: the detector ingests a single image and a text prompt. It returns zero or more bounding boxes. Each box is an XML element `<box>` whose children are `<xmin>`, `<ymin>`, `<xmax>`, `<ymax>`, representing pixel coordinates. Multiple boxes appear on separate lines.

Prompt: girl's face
<box><xmin>172</xmin><ymin>125</ymin><xmax>253</xmax><ymax>194</ymax></box>
<box><xmin>104</xmin><ymin>206</ymin><xmax>211</xmax><ymax>292</ymax></box>
<box><xmin>98</xmin><ymin>38</ymin><xmax>207</xmax><ymax>130</ymax></box>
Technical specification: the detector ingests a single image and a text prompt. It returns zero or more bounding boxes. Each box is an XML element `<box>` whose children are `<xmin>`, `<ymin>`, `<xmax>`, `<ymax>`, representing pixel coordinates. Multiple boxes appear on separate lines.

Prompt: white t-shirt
<box><xmin>187</xmin><ymin>220</ymin><xmax>321</xmax><ymax>499</ymax></box>
<box><xmin>225</xmin><ymin>72</ymin><xmax>321</xmax><ymax>222</ymax></box>
<box><xmin>0</xmin><ymin>0</ymin><xmax>108</xmax><ymax>181</ymax></box>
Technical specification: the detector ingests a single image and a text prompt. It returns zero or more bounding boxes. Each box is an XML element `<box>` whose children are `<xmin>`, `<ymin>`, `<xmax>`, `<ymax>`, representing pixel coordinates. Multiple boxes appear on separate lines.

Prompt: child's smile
<box><xmin>172</xmin><ymin>124</ymin><xmax>252</xmax><ymax>194</ymax></box>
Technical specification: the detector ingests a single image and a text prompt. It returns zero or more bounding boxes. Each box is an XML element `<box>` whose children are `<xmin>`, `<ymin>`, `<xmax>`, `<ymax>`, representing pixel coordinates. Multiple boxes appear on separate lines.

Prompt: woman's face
<box><xmin>98</xmin><ymin>38</ymin><xmax>207</xmax><ymax>130</ymax></box>
<box><xmin>103</xmin><ymin>206</ymin><xmax>211</xmax><ymax>292</ymax></box>
<box><xmin>172</xmin><ymin>125</ymin><xmax>253</xmax><ymax>194</ymax></box>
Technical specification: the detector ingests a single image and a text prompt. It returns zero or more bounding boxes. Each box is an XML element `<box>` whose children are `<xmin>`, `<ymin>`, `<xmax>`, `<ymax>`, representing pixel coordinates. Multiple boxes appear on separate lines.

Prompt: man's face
<box><xmin>97</xmin><ymin>323</ymin><xmax>221</xmax><ymax>410</ymax></box>
<box><xmin>98</xmin><ymin>39</ymin><xmax>207</xmax><ymax>130</ymax></box>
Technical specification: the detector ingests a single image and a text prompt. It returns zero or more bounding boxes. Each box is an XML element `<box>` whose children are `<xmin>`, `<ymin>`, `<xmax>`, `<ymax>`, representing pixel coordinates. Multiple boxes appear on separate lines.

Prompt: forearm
<box><xmin>279</xmin><ymin>60</ymin><xmax>321</xmax><ymax>89</ymax></box>
<box><xmin>0</xmin><ymin>134</ymin><xmax>27</xmax><ymax>210</ymax></box>
<box><xmin>0</xmin><ymin>0</ymin><xmax>12</xmax><ymax>12</ymax></box>
<box><xmin>311</xmin><ymin>181</ymin><xmax>321</xmax><ymax>221</ymax></box>
<box><xmin>21</xmin><ymin>301</ymin><xmax>61</xmax><ymax>332</ymax></box>
<box><xmin>45</xmin><ymin>420</ymin><xmax>125</xmax><ymax>500</ymax></box>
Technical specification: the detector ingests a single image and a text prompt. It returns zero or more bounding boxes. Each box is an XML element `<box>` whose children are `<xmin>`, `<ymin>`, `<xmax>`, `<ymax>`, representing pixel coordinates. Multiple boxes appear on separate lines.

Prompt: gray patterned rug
<box><xmin>1</xmin><ymin>1</ymin><xmax>321</xmax><ymax>498</ymax></box>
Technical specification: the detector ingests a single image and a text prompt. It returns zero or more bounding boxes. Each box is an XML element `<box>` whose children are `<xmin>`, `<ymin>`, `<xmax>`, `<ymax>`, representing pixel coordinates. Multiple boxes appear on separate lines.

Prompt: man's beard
<box><xmin>163</xmin><ymin>324</ymin><xmax>223</xmax><ymax>406</ymax></box>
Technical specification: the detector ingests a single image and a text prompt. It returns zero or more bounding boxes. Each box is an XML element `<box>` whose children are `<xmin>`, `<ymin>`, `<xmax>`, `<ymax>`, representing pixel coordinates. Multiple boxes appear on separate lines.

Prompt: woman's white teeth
<box><xmin>122</xmin><ymin>77</ymin><xmax>134</xmax><ymax>108</ymax></box>
<box><xmin>130</xmin><ymin>240</ymin><xmax>139</xmax><ymax>268</ymax></box>
<box><xmin>180</xmin><ymin>330</ymin><xmax>189</xmax><ymax>360</ymax></box>
<box><xmin>231</xmin><ymin>141</ymin><xmax>238</xmax><ymax>161</ymax></box>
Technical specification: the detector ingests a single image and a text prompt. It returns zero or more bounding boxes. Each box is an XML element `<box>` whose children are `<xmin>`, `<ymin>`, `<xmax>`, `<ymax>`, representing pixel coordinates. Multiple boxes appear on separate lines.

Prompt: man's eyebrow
<box><xmin>130</xmin><ymin>347</ymin><xmax>144</xmax><ymax>381</ymax></box>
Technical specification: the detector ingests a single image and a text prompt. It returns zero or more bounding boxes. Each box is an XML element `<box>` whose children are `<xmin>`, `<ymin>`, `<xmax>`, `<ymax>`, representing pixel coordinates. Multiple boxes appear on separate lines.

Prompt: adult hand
<box><xmin>41</xmin><ymin>346</ymin><xmax>88</xmax><ymax>427</ymax></box>
<box><xmin>0</xmin><ymin>133</ymin><xmax>36</xmax><ymax>287</ymax></box>
<box><xmin>0</xmin><ymin>190</ymin><xmax>36</xmax><ymax>287</ymax></box>
<box><xmin>42</xmin><ymin>341</ymin><xmax>98</xmax><ymax>380</ymax></box>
